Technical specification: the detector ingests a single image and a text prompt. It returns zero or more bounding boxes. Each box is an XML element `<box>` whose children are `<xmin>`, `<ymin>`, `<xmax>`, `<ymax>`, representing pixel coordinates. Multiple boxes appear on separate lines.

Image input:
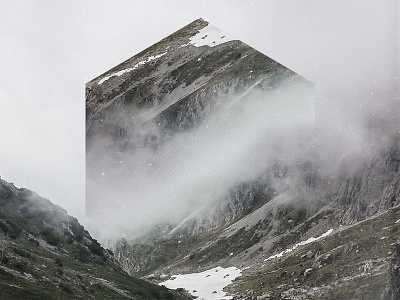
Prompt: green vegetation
<box><xmin>0</xmin><ymin>179</ymin><xmax>190</xmax><ymax>300</ymax></box>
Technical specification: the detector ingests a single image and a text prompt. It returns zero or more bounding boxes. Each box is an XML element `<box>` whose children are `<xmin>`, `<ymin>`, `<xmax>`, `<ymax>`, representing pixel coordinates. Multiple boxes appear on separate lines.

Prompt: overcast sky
<box><xmin>0</xmin><ymin>1</ymin><xmax>398</xmax><ymax>219</ymax></box>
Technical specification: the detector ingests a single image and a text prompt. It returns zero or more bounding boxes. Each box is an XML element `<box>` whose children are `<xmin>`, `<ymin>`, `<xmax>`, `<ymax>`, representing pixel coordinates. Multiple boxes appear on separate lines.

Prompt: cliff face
<box><xmin>383</xmin><ymin>238</ymin><xmax>400</xmax><ymax>300</ymax></box>
<box><xmin>334</xmin><ymin>141</ymin><xmax>400</xmax><ymax>224</ymax></box>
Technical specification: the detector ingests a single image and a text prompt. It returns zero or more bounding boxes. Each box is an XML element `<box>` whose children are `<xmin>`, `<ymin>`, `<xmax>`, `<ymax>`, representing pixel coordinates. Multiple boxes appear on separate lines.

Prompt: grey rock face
<box><xmin>166</xmin><ymin>180</ymin><xmax>273</xmax><ymax>237</ymax></box>
<box><xmin>334</xmin><ymin>142</ymin><xmax>400</xmax><ymax>225</ymax></box>
<box><xmin>383</xmin><ymin>238</ymin><xmax>400</xmax><ymax>300</ymax></box>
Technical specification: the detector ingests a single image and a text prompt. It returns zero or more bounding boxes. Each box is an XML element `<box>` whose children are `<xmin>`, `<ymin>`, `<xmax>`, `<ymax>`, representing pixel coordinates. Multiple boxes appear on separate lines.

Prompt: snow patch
<box><xmin>264</xmin><ymin>229</ymin><xmax>333</xmax><ymax>262</ymax></box>
<box><xmin>189</xmin><ymin>24</ymin><xmax>236</xmax><ymax>48</ymax></box>
<box><xmin>98</xmin><ymin>52</ymin><xmax>167</xmax><ymax>85</ymax></box>
<box><xmin>159</xmin><ymin>266</ymin><xmax>241</xmax><ymax>300</ymax></box>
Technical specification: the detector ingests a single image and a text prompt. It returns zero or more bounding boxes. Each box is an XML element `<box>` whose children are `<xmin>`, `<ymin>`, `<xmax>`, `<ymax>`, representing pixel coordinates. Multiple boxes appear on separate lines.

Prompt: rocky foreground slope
<box><xmin>0</xmin><ymin>177</ymin><xmax>191</xmax><ymax>300</ymax></box>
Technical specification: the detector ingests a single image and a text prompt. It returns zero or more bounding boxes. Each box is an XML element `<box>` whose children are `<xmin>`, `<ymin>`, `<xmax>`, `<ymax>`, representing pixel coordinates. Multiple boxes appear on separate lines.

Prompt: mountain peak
<box><xmin>85</xmin><ymin>18</ymin><xmax>314</xmax><ymax>232</ymax></box>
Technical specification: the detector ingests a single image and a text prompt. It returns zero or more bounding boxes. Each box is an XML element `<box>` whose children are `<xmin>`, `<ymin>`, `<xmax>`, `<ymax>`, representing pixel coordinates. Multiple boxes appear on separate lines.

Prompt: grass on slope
<box><xmin>233</xmin><ymin>205</ymin><xmax>400</xmax><ymax>300</ymax></box>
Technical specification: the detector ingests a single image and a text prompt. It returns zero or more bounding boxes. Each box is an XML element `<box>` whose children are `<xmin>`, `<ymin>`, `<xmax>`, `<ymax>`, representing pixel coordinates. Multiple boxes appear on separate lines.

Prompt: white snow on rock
<box><xmin>98</xmin><ymin>52</ymin><xmax>167</xmax><ymax>85</ymax></box>
<box><xmin>264</xmin><ymin>229</ymin><xmax>333</xmax><ymax>262</ymax></box>
<box><xmin>189</xmin><ymin>24</ymin><xmax>236</xmax><ymax>48</ymax></box>
<box><xmin>159</xmin><ymin>266</ymin><xmax>241</xmax><ymax>300</ymax></box>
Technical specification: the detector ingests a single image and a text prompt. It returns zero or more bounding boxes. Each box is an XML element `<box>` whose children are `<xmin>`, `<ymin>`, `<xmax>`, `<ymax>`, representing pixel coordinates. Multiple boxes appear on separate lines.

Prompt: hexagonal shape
<box><xmin>86</xmin><ymin>19</ymin><xmax>314</xmax><ymax>236</ymax></box>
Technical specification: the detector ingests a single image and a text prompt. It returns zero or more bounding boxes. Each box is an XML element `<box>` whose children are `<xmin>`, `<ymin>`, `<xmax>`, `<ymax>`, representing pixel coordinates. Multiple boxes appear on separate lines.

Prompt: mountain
<box><xmin>85</xmin><ymin>18</ymin><xmax>400</xmax><ymax>299</ymax></box>
<box><xmin>0</xmin><ymin>177</ymin><xmax>191</xmax><ymax>300</ymax></box>
<box><xmin>85</xmin><ymin>17</ymin><xmax>314</xmax><ymax>238</ymax></box>
<box><xmin>115</xmin><ymin>140</ymin><xmax>400</xmax><ymax>299</ymax></box>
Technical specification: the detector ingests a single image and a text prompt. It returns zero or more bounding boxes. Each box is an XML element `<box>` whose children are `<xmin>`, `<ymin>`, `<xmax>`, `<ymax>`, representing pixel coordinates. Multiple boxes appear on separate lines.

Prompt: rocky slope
<box><xmin>383</xmin><ymin>236</ymin><xmax>400</xmax><ymax>300</ymax></box>
<box><xmin>333</xmin><ymin>139</ymin><xmax>400</xmax><ymax>225</ymax></box>
<box><xmin>113</xmin><ymin>137</ymin><xmax>400</xmax><ymax>300</ymax></box>
<box><xmin>230</xmin><ymin>203</ymin><xmax>400</xmax><ymax>300</ymax></box>
<box><xmin>0</xmin><ymin>177</ymin><xmax>191</xmax><ymax>300</ymax></box>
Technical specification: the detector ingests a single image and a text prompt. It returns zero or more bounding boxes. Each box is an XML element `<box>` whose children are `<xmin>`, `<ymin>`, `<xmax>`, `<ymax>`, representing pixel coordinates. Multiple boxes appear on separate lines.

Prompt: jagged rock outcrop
<box><xmin>334</xmin><ymin>142</ymin><xmax>400</xmax><ymax>225</ymax></box>
<box><xmin>383</xmin><ymin>237</ymin><xmax>400</xmax><ymax>300</ymax></box>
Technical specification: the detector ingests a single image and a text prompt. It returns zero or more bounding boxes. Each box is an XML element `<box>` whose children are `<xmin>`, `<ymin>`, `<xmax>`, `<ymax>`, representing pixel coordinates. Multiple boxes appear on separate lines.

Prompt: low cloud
<box><xmin>87</xmin><ymin>78</ymin><xmax>318</xmax><ymax>238</ymax></box>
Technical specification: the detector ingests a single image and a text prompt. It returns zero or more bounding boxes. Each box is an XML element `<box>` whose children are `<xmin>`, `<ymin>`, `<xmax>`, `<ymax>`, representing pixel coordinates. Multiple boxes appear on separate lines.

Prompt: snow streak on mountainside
<box><xmin>98</xmin><ymin>53</ymin><xmax>168</xmax><ymax>85</ymax></box>
<box><xmin>85</xmin><ymin>18</ymin><xmax>314</xmax><ymax>239</ymax></box>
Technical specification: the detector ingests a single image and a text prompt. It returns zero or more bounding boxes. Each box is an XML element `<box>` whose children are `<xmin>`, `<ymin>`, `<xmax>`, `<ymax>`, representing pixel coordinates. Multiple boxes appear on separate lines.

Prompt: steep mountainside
<box><xmin>0</xmin><ymin>177</ymin><xmax>191</xmax><ymax>300</ymax></box>
<box><xmin>85</xmin><ymin>18</ymin><xmax>314</xmax><ymax>236</ymax></box>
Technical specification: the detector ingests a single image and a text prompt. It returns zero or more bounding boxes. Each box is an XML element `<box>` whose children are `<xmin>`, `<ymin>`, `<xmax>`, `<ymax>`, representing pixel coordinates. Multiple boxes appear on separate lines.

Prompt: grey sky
<box><xmin>0</xmin><ymin>1</ymin><xmax>398</xmax><ymax>219</ymax></box>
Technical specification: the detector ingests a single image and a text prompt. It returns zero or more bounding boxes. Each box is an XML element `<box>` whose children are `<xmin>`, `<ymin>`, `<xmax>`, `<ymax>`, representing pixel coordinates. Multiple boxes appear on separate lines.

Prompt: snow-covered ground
<box><xmin>189</xmin><ymin>23</ymin><xmax>236</xmax><ymax>48</ymax></box>
<box><xmin>159</xmin><ymin>229</ymin><xmax>332</xmax><ymax>298</ymax></box>
<box><xmin>159</xmin><ymin>266</ymin><xmax>241</xmax><ymax>300</ymax></box>
<box><xmin>98</xmin><ymin>52</ymin><xmax>167</xmax><ymax>85</ymax></box>
<box><xmin>264</xmin><ymin>229</ymin><xmax>333</xmax><ymax>262</ymax></box>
